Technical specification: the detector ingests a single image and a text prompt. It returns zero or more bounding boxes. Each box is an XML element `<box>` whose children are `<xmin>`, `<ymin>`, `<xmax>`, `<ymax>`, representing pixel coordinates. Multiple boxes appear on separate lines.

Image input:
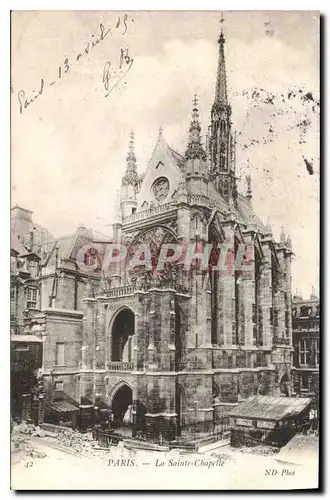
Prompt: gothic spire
<box><xmin>286</xmin><ymin>234</ymin><xmax>292</xmax><ymax>249</ymax></box>
<box><xmin>113</xmin><ymin>189</ymin><xmax>122</xmax><ymax>224</ymax></box>
<box><xmin>265</xmin><ymin>217</ymin><xmax>273</xmax><ymax>236</ymax></box>
<box><xmin>185</xmin><ymin>95</ymin><xmax>206</xmax><ymax>161</ymax></box>
<box><xmin>280</xmin><ymin>225</ymin><xmax>286</xmax><ymax>243</ymax></box>
<box><xmin>214</xmin><ymin>30</ymin><xmax>228</xmax><ymax>107</ymax></box>
<box><xmin>246</xmin><ymin>174</ymin><xmax>252</xmax><ymax>201</ymax></box>
<box><xmin>122</xmin><ymin>131</ymin><xmax>139</xmax><ymax>187</ymax></box>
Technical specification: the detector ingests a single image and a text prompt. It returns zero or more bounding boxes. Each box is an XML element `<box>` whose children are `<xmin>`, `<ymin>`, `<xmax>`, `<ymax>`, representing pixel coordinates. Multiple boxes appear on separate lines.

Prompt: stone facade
<box><xmin>13</xmin><ymin>31</ymin><xmax>295</xmax><ymax>440</ymax></box>
<box><xmin>71</xmin><ymin>30</ymin><xmax>294</xmax><ymax>441</ymax></box>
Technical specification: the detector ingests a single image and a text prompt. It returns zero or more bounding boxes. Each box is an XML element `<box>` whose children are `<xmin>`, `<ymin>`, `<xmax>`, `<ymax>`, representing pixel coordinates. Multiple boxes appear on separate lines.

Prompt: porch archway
<box><xmin>110</xmin><ymin>307</ymin><xmax>135</xmax><ymax>362</ymax></box>
<box><xmin>107</xmin><ymin>381</ymin><xmax>133</xmax><ymax>428</ymax></box>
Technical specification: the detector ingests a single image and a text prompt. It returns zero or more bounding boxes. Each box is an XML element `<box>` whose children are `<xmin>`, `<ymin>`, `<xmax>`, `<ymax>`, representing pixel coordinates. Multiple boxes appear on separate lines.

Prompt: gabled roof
<box><xmin>137</xmin><ymin>132</ymin><xmax>184</xmax><ymax>209</ymax></box>
<box><xmin>43</xmin><ymin>227</ymin><xmax>112</xmax><ymax>271</ymax></box>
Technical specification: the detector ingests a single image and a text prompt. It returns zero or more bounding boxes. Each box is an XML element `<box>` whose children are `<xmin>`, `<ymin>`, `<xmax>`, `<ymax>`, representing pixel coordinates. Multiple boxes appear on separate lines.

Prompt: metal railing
<box><xmin>107</xmin><ymin>285</ymin><xmax>136</xmax><ymax>297</ymax></box>
<box><xmin>107</xmin><ymin>362</ymin><xmax>134</xmax><ymax>371</ymax></box>
<box><xmin>123</xmin><ymin>202</ymin><xmax>173</xmax><ymax>224</ymax></box>
<box><xmin>273</xmin><ymin>336</ymin><xmax>291</xmax><ymax>345</ymax></box>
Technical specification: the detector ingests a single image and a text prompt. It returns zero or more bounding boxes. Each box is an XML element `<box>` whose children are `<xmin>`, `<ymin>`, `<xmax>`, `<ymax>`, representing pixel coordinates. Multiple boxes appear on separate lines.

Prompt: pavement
<box><xmin>10</xmin><ymin>426</ymin><xmax>319</xmax><ymax>491</ymax></box>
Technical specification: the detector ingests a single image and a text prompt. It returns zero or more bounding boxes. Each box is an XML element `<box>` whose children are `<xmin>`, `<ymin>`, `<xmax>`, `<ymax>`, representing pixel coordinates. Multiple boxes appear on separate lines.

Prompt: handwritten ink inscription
<box><xmin>17</xmin><ymin>14</ymin><xmax>132</xmax><ymax>114</ymax></box>
<box><xmin>102</xmin><ymin>48</ymin><xmax>134</xmax><ymax>97</ymax></box>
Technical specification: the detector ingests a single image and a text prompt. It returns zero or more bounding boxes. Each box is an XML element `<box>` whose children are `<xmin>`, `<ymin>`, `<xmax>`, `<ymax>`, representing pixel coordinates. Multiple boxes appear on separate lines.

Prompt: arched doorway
<box><xmin>110</xmin><ymin>383</ymin><xmax>133</xmax><ymax>429</ymax></box>
<box><xmin>280</xmin><ymin>373</ymin><xmax>290</xmax><ymax>396</ymax></box>
<box><xmin>111</xmin><ymin>308</ymin><xmax>135</xmax><ymax>362</ymax></box>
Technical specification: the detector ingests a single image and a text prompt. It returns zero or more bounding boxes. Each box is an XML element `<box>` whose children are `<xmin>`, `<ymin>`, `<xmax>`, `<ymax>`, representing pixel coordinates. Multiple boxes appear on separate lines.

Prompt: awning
<box><xmin>11</xmin><ymin>335</ymin><xmax>42</xmax><ymax>343</ymax></box>
<box><xmin>47</xmin><ymin>401</ymin><xmax>79</xmax><ymax>414</ymax></box>
<box><xmin>228</xmin><ymin>396</ymin><xmax>313</xmax><ymax>421</ymax></box>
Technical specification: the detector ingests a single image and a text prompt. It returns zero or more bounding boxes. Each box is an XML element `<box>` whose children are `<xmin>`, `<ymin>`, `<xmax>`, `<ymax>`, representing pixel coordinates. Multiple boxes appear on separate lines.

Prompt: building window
<box><xmin>220</xmin><ymin>143</ymin><xmax>226</xmax><ymax>169</ymax></box>
<box><xmin>10</xmin><ymin>287</ymin><xmax>16</xmax><ymax>317</ymax></box>
<box><xmin>252</xmin><ymin>303</ymin><xmax>256</xmax><ymax>324</ymax></box>
<box><xmin>54</xmin><ymin>381</ymin><xmax>64</xmax><ymax>391</ymax></box>
<box><xmin>220</xmin><ymin>120</ymin><xmax>226</xmax><ymax>133</ymax></box>
<box><xmin>301</xmin><ymin>373</ymin><xmax>310</xmax><ymax>391</ymax></box>
<box><xmin>10</xmin><ymin>256</ymin><xmax>17</xmax><ymax>274</ymax></box>
<box><xmin>26</xmin><ymin>287</ymin><xmax>37</xmax><ymax>309</ymax></box>
<box><xmin>300</xmin><ymin>306</ymin><xmax>311</xmax><ymax>318</ymax></box>
<box><xmin>84</xmin><ymin>248</ymin><xmax>98</xmax><ymax>268</ymax></box>
<box><xmin>299</xmin><ymin>339</ymin><xmax>309</xmax><ymax>366</ymax></box>
<box><xmin>55</xmin><ymin>343</ymin><xmax>65</xmax><ymax>366</ymax></box>
<box><xmin>29</xmin><ymin>260</ymin><xmax>39</xmax><ymax>279</ymax></box>
<box><xmin>222</xmin><ymin>179</ymin><xmax>229</xmax><ymax>197</ymax></box>
<box><xmin>315</xmin><ymin>340</ymin><xmax>319</xmax><ymax>366</ymax></box>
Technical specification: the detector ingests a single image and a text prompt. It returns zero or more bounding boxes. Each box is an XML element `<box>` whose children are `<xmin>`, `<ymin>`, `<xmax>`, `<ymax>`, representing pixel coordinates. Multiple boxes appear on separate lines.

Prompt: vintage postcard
<box><xmin>10</xmin><ymin>10</ymin><xmax>320</xmax><ymax>490</ymax></box>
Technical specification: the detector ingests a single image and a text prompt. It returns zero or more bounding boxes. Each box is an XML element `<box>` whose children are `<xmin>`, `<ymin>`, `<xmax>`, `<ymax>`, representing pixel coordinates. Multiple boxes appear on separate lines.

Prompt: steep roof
<box><xmin>236</xmin><ymin>194</ymin><xmax>267</xmax><ymax>233</ymax></box>
<box><xmin>44</xmin><ymin>226</ymin><xmax>112</xmax><ymax>273</ymax></box>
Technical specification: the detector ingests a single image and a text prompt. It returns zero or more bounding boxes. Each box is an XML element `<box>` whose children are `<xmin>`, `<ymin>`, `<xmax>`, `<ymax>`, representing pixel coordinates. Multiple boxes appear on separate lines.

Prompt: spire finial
<box><xmin>122</xmin><ymin>131</ymin><xmax>139</xmax><ymax>187</ymax></box>
<box><xmin>214</xmin><ymin>13</ymin><xmax>228</xmax><ymax>106</ymax></box>
<box><xmin>127</xmin><ymin>129</ymin><xmax>136</xmax><ymax>165</ymax></box>
<box><xmin>220</xmin><ymin>11</ymin><xmax>225</xmax><ymax>30</ymax></box>
<box><xmin>129</xmin><ymin>130</ymin><xmax>135</xmax><ymax>153</ymax></box>
<box><xmin>113</xmin><ymin>188</ymin><xmax>122</xmax><ymax>223</ymax></box>
<box><xmin>246</xmin><ymin>174</ymin><xmax>252</xmax><ymax>201</ymax></box>
<box><xmin>280</xmin><ymin>225</ymin><xmax>286</xmax><ymax>243</ymax></box>
<box><xmin>265</xmin><ymin>216</ymin><xmax>272</xmax><ymax>235</ymax></box>
<box><xmin>159</xmin><ymin>126</ymin><xmax>163</xmax><ymax>138</ymax></box>
<box><xmin>185</xmin><ymin>94</ymin><xmax>206</xmax><ymax>161</ymax></box>
<box><xmin>286</xmin><ymin>233</ymin><xmax>292</xmax><ymax>249</ymax></box>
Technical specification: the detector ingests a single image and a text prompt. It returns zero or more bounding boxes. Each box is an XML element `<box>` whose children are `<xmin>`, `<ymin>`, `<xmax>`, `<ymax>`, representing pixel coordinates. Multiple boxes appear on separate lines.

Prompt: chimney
<box><xmin>29</xmin><ymin>229</ymin><xmax>34</xmax><ymax>252</ymax></box>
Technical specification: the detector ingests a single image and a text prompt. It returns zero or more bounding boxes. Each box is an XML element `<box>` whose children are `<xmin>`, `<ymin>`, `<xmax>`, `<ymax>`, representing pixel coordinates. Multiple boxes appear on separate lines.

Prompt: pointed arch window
<box><xmin>220</xmin><ymin>143</ymin><xmax>226</xmax><ymax>169</ymax></box>
<box><xmin>220</xmin><ymin>120</ymin><xmax>226</xmax><ymax>133</ymax></box>
<box><xmin>222</xmin><ymin>179</ymin><xmax>229</xmax><ymax>197</ymax></box>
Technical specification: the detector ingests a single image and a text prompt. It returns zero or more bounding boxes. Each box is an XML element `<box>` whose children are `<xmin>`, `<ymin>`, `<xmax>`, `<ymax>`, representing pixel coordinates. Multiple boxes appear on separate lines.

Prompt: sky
<box><xmin>11</xmin><ymin>10</ymin><xmax>319</xmax><ymax>298</ymax></box>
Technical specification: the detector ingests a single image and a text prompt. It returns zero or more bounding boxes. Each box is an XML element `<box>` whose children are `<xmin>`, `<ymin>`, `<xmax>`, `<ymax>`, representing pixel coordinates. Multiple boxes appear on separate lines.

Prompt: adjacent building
<box><xmin>292</xmin><ymin>293</ymin><xmax>319</xmax><ymax>399</ymax></box>
<box><xmin>10</xmin><ymin>205</ymin><xmax>55</xmax><ymax>421</ymax></box>
<box><xmin>10</xmin><ymin>206</ymin><xmax>111</xmax><ymax>422</ymax></box>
